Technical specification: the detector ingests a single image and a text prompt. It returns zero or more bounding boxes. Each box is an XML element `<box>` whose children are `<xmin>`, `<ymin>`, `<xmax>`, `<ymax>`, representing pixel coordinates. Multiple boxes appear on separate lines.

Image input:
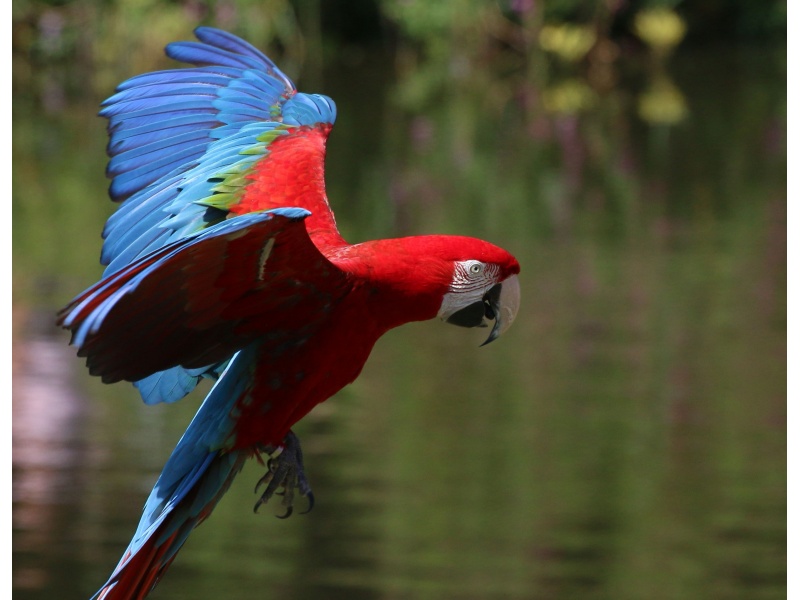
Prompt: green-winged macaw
<box><xmin>57</xmin><ymin>27</ymin><xmax>520</xmax><ymax>600</ymax></box>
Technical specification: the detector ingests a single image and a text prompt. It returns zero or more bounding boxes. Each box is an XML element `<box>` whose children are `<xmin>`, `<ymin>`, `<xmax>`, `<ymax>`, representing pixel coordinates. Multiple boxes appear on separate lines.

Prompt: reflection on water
<box><xmin>13</xmin><ymin>38</ymin><xmax>785</xmax><ymax>600</ymax></box>
<box><xmin>13</xmin><ymin>319</ymin><xmax>89</xmax><ymax>595</ymax></box>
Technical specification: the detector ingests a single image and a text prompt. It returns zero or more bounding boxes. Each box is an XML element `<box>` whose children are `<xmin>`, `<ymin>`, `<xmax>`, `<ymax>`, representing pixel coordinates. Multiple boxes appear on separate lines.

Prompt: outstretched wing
<box><xmin>93</xmin><ymin>27</ymin><xmax>345</xmax><ymax>401</ymax></box>
<box><xmin>58</xmin><ymin>209</ymin><xmax>349</xmax><ymax>385</ymax></box>
<box><xmin>102</xmin><ymin>26</ymin><xmax>344</xmax><ymax>274</ymax></box>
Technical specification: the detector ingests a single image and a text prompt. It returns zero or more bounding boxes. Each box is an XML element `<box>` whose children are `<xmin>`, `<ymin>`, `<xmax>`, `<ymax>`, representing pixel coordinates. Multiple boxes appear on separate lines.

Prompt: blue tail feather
<box><xmin>93</xmin><ymin>347</ymin><xmax>257</xmax><ymax>599</ymax></box>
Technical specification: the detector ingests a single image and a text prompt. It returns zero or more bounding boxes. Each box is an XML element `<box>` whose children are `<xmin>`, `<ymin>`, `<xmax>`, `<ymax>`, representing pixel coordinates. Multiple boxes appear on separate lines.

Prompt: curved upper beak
<box><xmin>480</xmin><ymin>274</ymin><xmax>520</xmax><ymax>346</ymax></box>
<box><xmin>443</xmin><ymin>274</ymin><xmax>520</xmax><ymax>346</ymax></box>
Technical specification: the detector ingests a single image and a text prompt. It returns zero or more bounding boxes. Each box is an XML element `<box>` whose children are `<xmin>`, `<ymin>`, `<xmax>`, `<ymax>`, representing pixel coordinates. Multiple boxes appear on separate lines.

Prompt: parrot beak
<box><xmin>479</xmin><ymin>274</ymin><xmax>520</xmax><ymax>346</ymax></box>
<box><xmin>444</xmin><ymin>274</ymin><xmax>520</xmax><ymax>346</ymax></box>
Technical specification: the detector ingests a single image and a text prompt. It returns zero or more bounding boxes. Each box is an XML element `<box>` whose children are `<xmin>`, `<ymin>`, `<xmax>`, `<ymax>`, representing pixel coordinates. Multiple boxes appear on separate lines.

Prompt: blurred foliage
<box><xmin>539</xmin><ymin>22</ymin><xmax>597</xmax><ymax>62</ymax></box>
<box><xmin>632</xmin><ymin>7</ymin><xmax>686</xmax><ymax>56</ymax></box>
<box><xmin>11</xmin><ymin>0</ymin><xmax>787</xmax><ymax>104</ymax></box>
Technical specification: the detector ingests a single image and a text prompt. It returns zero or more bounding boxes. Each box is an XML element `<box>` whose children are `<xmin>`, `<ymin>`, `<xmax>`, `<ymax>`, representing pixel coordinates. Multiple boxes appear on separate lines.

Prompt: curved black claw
<box><xmin>253</xmin><ymin>431</ymin><xmax>314</xmax><ymax>518</ymax></box>
<box><xmin>299</xmin><ymin>491</ymin><xmax>315</xmax><ymax>515</ymax></box>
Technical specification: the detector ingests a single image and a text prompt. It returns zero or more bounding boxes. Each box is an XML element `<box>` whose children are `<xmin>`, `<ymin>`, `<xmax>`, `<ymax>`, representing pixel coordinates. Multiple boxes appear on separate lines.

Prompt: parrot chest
<box><xmin>228</xmin><ymin>298</ymin><xmax>384</xmax><ymax>449</ymax></box>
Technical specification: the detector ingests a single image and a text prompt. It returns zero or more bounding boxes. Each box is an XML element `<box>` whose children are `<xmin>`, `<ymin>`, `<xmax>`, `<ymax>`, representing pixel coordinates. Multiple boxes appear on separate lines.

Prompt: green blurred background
<box><xmin>12</xmin><ymin>1</ymin><xmax>786</xmax><ymax>599</ymax></box>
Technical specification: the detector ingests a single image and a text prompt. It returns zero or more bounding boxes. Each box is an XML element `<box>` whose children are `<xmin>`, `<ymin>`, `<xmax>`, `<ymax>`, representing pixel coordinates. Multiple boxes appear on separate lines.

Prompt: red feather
<box><xmin>58</xmin><ymin>212</ymin><xmax>350</xmax><ymax>384</ymax></box>
<box><xmin>231</xmin><ymin>124</ymin><xmax>345</xmax><ymax>247</ymax></box>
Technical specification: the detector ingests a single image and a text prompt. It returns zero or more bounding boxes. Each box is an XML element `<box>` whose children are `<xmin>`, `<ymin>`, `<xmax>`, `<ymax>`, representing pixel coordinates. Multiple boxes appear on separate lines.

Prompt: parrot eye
<box><xmin>469</xmin><ymin>263</ymin><xmax>484</xmax><ymax>275</ymax></box>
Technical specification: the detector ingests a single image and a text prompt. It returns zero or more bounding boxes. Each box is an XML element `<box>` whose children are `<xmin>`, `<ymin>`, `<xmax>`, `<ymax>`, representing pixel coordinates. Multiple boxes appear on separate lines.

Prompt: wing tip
<box><xmin>283</xmin><ymin>93</ymin><xmax>337</xmax><ymax>127</ymax></box>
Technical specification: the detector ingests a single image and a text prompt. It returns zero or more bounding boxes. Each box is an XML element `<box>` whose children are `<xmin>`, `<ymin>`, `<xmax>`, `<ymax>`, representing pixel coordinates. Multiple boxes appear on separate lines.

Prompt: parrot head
<box><xmin>342</xmin><ymin>235</ymin><xmax>520</xmax><ymax>345</ymax></box>
<box><xmin>437</xmin><ymin>257</ymin><xmax>520</xmax><ymax>346</ymax></box>
<box><xmin>433</xmin><ymin>241</ymin><xmax>520</xmax><ymax>346</ymax></box>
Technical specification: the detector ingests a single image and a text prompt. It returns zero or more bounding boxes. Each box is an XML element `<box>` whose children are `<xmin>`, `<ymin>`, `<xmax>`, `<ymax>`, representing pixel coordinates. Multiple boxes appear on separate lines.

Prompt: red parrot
<box><xmin>57</xmin><ymin>27</ymin><xmax>520</xmax><ymax>600</ymax></box>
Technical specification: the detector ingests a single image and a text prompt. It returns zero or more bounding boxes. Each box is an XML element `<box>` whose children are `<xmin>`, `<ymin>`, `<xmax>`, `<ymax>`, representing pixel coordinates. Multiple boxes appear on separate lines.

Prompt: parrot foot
<box><xmin>253</xmin><ymin>431</ymin><xmax>314</xmax><ymax>518</ymax></box>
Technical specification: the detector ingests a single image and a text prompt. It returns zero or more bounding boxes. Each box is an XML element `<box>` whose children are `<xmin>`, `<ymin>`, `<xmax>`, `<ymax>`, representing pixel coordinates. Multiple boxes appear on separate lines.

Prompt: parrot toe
<box><xmin>253</xmin><ymin>431</ymin><xmax>314</xmax><ymax>518</ymax></box>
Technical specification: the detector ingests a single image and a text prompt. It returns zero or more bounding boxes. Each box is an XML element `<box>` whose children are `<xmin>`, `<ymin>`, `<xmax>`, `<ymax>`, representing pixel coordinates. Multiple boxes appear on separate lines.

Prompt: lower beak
<box><xmin>445</xmin><ymin>274</ymin><xmax>520</xmax><ymax>346</ymax></box>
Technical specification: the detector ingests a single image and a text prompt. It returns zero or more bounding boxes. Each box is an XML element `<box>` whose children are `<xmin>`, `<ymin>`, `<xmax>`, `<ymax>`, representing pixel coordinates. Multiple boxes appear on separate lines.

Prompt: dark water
<box><xmin>13</xmin><ymin>41</ymin><xmax>785</xmax><ymax>600</ymax></box>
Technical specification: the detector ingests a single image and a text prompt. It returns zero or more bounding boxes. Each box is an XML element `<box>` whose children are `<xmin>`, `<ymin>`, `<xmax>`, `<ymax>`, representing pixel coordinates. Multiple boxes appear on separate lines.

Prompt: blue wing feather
<box><xmin>194</xmin><ymin>26</ymin><xmax>277</xmax><ymax>67</ymax></box>
<box><xmin>102</xmin><ymin>82</ymin><xmax>229</xmax><ymax>105</ymax></box>
<box><xmin>107</xmin><ymin>114</ymin><xmax>220</xmax><ymax>145</ymax></box>
<box><xmin>107</xmin><ymin>132</ymin><xmax>211</xmax><ymax>175</ymax></box>
<box><xmin>109</xmin><ymin>128</ymin><xmax>212</xmax><ymax>157</ymax></box>
<box><xmin>114</xmin><ymin>67</ymin><xmax>247</xmax><ymax>90</ymax></box>
<box><xmin>134</xmin><ymin>362</ymin><xmax>227</xmax><ymax>405</ymax></box>
<box><xmin>165</xmin><ymin>42</ymin><xmax>269</xmax><ymax>71</ymax></box>
<box><xmin>100</xmin><ymin>96</ymin><xmax>219</xmax><ymax>118</ymax></box>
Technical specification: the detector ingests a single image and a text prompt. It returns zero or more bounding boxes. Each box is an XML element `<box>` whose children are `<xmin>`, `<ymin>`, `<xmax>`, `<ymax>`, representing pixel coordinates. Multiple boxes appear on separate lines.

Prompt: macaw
<box><xmin>57</xmin><ymin>27</ymin><xmax>520</xmax><ymax>600</ymax></box>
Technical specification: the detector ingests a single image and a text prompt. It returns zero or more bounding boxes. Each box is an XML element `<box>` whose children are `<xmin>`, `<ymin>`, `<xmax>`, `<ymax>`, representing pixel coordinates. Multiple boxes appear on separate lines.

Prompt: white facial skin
<box><xmin>437</xmin><ymin>260</ymin><xmax>500</xmax><ymax>321</ymax></box>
